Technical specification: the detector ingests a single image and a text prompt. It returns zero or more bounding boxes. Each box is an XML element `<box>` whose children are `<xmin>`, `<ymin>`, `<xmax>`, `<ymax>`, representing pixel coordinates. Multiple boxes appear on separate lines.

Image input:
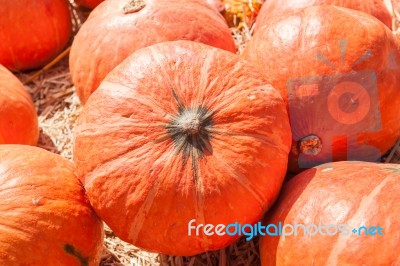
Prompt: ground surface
<box><xmin>15</xmin><ymin>1</ymin><xmax>400</xmax><ymax>265</ymax></box>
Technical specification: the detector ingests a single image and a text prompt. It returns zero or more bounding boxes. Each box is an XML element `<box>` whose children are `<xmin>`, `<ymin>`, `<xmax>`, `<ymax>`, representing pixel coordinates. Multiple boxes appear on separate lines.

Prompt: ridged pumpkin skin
<box><xmin>0</xmin><ymin>65</ymin><xmax>39</xmax><ymax>145</ymax></box>
<box><xmin>70</xmin><ymin>0</ymin><xmax>236</xmax><ymax>104</ymax></box>
<box><xmin>0</xmin><ymin>0</ymin><xmax>72</xmax><ymax>71</ymax></box>
<box><xmin>75</xmin><ymin>0</ymin><xmax>103</xmax><ymax>9</ymax></box>
<box><xmin>0</xmin><ymin>145</ymin><xmax>104</xmax><ymax>265</ymax></box>
<box><xmin>74</xmin><ymin>40</ymin><xmax>292</xmax><ymax>255</ymax></box>
<box><xmin>243</xmin><ymin>6</ymin><xmax>400</xmax><ymax>172</ymax></box>
<box><xmin>255</xmin><ymin>0</ymin><xmax>392</xmax><ymax>31</ymax></box>
<box><xmin>260</xmin><ymin>161</ymin><xmax>400</xmax><ymax>266</ymax></box>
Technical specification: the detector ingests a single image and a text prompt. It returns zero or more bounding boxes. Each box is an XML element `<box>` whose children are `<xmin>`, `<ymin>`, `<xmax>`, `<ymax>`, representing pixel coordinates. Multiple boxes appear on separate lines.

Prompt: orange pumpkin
<box><xmin>0</xmin><ymin>65</ymin><xmax>39</xmax><ymax>145</ymax></box>
<box><xmin>243</xmin><ymin>6</ymin><xmax>400</xmax><ymax>172</ymax></box>
<box><xmin>75</xmin><ymin>0</ymin><xmax>103</xmax><ymax>9</ymax></box>
<box><xmin>0</xmin><ymin>145</ymin><xmax>104</xmax><ymax>265</ymax></box>
<box><xmin>74</xmin><ymin>40</ymin><xmax>292</xmax><ymax>255</ymax></box>
<box><xmin>70</xmin><ymin>0</ymin><xmax>237</xmax><ymax>104</ymax></box>
<box><xmin>0</xmin><ymin>0</ymin><xmax>72</xmax><ymax>71</ymax></box>
<box><xmin>255</xmin><ymin>0</ymin><xmax>392</xmax><ymax>31</ymax></box>
<box><xmin>260</xmin><ymin>161</ymin><xmax>400</xmax><ymax>266</ymax></box>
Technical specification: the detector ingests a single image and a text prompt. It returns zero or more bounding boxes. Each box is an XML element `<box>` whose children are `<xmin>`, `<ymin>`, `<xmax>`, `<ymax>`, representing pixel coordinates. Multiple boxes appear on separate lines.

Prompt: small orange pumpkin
<box><xmin>260</xmin><ymin>161</ymin><xmax>400</xmax><ymax>266</ymax></box>
<box><xmin>0</xmin><ymin>65</ymin><xmax>38</xmax><ymax>145</ymax></box>
<box><xmin>243</xmin><ymin>6</ymin><xmax>400</xmax><ymax>172</ymax></box>
<box><xmin>0</xmin><ymin>0</ymin><xmax>72</xmax><ymax>71</ymax></box>
<box><xmin>74</xmin><ymin>40</ymin><xmax>292</xmax><ymax>255</ymax></box>
<box><xmin>0</xmin><ymin>145</ymin><xmax>104</xmax><ymax>265</ymax></box>
<box><xmin>70</xmin><ymin>0</ymin><xmax>237</xmax><ymax>104</ymax></box>
<box><xmin>255</xmin><ymin>0</ymin><xmax>392</xmax><ymax>31</ymax></box>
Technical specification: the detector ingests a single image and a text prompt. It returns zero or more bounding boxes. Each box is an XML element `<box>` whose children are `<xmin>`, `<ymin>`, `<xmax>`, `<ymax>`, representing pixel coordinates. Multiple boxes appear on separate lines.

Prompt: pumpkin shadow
<box><xmin>260</xmin><ymin>168</ymin><xmax>317</xmax><ymax>265</ymax></box>
<box><xmin>37</xmin><ymin>129</ymin><xmax>59</xmax><ymax>154</ymax></box>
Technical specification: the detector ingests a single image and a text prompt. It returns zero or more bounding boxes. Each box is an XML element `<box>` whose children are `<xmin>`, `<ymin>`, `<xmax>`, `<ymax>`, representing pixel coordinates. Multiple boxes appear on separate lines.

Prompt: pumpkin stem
<box><xmin>165</xmin><ymin>90</ymin><xmax>214</xmax><ymax>186</ymax></box>
<box><xmin>167</xmin><ymin>107</ymin><xmax>213</xmax><ymax>156</ymax></box>
<box><xmin>123</xmin><ymin>0</ymin><xmax>146</xmax><ymax>14</ymax></box>
<box><xmin>179</xmin><ymin>116</ymin><xmax>201</xmax><ymax>135</ymax></box>
<box><xmin>298</xmin><ymin>135</ymin><xmax>322</xmax><ymax>156</ymax></box>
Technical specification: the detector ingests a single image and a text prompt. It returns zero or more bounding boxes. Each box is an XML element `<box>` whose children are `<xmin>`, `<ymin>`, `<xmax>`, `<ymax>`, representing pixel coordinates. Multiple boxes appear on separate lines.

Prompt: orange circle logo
<box><xmin>327</xmin><ymin>81</ymin><xmax>371</xmax><ymax>125</ymax></box>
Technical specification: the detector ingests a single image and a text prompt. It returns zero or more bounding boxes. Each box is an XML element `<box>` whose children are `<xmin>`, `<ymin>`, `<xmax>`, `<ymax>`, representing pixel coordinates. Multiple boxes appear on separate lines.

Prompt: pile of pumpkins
<box><xmin>1</xmin><ymin>0</ymin><xmax>400</xmax><ymax>265</ymax></box>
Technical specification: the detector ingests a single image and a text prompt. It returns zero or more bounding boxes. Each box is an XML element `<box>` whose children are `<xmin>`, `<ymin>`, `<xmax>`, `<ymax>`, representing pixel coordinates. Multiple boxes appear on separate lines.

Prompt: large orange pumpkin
<box><xmin>70</xmin><ymin>0</ymin><xmax>237</xmax><ymax>104</ymax></box>
<box><xmin>243</xmin><ymin>6</ymin><xmax>400</xmax><ymax>172</ymax></box>
<box><xmin>0</xmin><ymin>0</ymin><xmax>72</xmax><ymax>71</ymax></box>
<box><xmin>75</xmin><ymin>0</ymin><xmax>103</xmax><ymax>9</ymax></box>
<box><xmin>0</xmin><ymin>65</ymin><xmax>39</xmax><ymax>145</ymax></box>
<box><xmin>0</xmin><ymin>145</ymin><xmax>104</xmax><ymax>265</ymax></box>
<box><xmin>255</xmin><ymin>0</ymin><xmax>392</xmax><ymax>31</ymax></box>
<box><xmin>260</xmin><ymin>161</ymin><xmax>400</xmax><ymax>266</ymax></box>
<box><xmin>74</xmin><ymin>40</ymin><xmax>292</xmax><ymax>255</ymax></box>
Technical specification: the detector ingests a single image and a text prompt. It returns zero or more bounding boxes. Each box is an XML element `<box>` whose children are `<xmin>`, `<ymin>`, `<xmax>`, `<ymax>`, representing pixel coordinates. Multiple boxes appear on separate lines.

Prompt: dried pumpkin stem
<box><xmin>177</xmin><ymin>114</ymin><xmax>201</xmax><ymax>135</ymax></box>
<box><xmin>299</xmin><ymin>134</ymin><xmax>322</xmax><ymax>156</ymax></box>
<box><xmin>166</xmin><ymin>90</ymin><xmax>214</xmax><ymax>183</ymax></box>
<box><xmin>166</xmin><ymin>107</ymin><xmax>213</xmax><ymax>157</ymax></box>
<box><xmin>123</xmin><ymin>0</ymin><xmax>146</xmax><ymax>14</ymax></box>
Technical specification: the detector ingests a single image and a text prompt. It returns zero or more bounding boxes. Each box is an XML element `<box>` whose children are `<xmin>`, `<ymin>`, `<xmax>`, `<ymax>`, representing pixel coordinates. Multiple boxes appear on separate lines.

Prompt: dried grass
<box><xmin>13</xmin><ymin>1</ymin><xmax>400</xmax><ymax>266</ymax></box>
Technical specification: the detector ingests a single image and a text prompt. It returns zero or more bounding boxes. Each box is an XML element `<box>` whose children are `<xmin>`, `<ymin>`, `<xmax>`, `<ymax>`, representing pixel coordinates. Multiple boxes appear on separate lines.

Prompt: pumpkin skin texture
<box><xmin>0</xmin><ymin>145</ymin><xmax>104</xmax><ymax>265</ymax></box>
<box><xmin>243</xmin><ymin>6</ymin><xmax>400</xmax><ymax>172</ymax></box>
<box><xmin>255</xmin><ymin>0</ymin><xmax>392</xmax><ymax>31</ymax></box>
<box><xmin>74</xmin><ymin>40</ymin><xmax>292</xmax><ymax>255</ymax></box>
<box><xmin>260</xmin><ymin>161</ymin><xmax>400</xmax><ymax>266</ymax></box>
<box><xmin>0</xmin><ymin>65</ymin><xmax>39</xmax><ymax>145</ymax></box>
<box><xmin>70</xmin><ymin>0</ymin><xmax>237</xmax><ymax>104</ymax></box>
<box><xmin>75</xmin><ymin>0</ymin><xmax>103</xmax><ymax>9</ymax></box>
<box><xmin>0</xmin><ymin>0</ymin><xmax>72</xmax><ymax>71</ymax></box>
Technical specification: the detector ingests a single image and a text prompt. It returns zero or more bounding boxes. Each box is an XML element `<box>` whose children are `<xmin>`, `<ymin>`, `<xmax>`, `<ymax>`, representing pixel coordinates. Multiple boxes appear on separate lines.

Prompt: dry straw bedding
<box><xmin>14</xmin><ymin>1</ymin><xmax>400</xmax><ymax>265</ymax></box>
